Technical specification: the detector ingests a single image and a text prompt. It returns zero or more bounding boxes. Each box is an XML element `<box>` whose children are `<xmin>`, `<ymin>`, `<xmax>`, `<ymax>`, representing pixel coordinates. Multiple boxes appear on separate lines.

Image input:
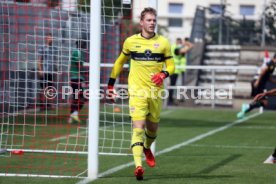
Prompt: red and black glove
<box><xmin>107</xmin><ymin>78</ymin><xmax>117</xmax><ymax>103</ymax></box>
<box><xmin>151</xmin><ymin>71</ymin><xmax>169</xmax><ymax>87</ymax></box>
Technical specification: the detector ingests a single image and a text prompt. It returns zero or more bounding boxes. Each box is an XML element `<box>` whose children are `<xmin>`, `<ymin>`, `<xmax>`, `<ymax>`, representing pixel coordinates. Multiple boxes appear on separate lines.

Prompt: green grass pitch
<box><xmin>0</xmin><ymin>107</ymin><xmax>275</xmax><ymax>184</ymax></box>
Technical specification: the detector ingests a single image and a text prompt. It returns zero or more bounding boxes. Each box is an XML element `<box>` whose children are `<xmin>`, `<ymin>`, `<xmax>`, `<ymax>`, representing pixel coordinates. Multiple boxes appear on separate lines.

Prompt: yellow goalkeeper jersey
<box><xmin>110</xmin><ymin>33</ymin><xmax>175</xmax><ymax>97</ymax></box>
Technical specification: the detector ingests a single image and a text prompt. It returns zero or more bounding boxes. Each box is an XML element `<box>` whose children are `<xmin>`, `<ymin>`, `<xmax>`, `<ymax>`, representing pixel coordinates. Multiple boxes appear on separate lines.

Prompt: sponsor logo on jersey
<box><xmin>144</xmin><ymin>49</ymin><xmax>152</xmax><ymax>57</ymax></box>
<box><xmin>130</xmin><ymin>51</ymin><xmax>166</xmax><ymax>62</ymax></box>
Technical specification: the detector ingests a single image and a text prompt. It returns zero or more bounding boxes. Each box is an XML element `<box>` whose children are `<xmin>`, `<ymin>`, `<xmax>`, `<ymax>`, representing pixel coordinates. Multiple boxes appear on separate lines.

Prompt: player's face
<box><xmin>46</xmin><ymin>35</ymin><xmax>53</xmax><ymax>45</ymax></box>
<box><xmin>140</xmin><ymin>13</ymin><xmax>156</xmax><ymax>35</ymax></box>
<box><xmin>176</xmin><ymin>40</ymin><xmax>182</xmax><ymax>45</ymax></box>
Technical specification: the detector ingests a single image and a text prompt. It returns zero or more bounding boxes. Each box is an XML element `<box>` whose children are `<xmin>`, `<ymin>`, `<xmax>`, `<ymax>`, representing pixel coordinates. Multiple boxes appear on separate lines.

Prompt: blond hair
<box><xmin>140</xmin><ymin>7</ymin><xmax>157</xmax><ymax>20</ymax></box>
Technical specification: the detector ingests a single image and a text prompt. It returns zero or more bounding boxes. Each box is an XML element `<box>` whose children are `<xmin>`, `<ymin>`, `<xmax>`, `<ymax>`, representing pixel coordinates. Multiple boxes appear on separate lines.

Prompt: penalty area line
<box><xmin>76</xmin><ymin>112</ymin><xmax>261</xmax><ymax>184</ymax></box>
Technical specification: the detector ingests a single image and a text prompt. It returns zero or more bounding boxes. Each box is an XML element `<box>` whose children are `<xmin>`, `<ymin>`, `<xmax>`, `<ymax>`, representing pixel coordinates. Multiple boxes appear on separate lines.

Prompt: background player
<box><xmin>251</xmin><ymin>53</ymin><xmax>276</xmax><ymax>97</ymax></box>
<box><xmin>252</xmin><ymin>89</ymin><xmax>276</xmax><ymax>164</ymax></box>
<box><xmin>37</xmin><ymin>32</ymin><xmax>58</xmax><ymax>111</ymax></box>
<box><xmin>68</xmin><ymin>40</ymin><xmax>87</xmax><ymax>124</ymax></box>
<box><xmin>237</xmin><ymin>53</ymin><xmax>276</xmax><ymax>119</ymax></box>
<box><xmin>168</xmin><ymin>38</ymin><xmax>185</xmax><ymax>105</ymax></box>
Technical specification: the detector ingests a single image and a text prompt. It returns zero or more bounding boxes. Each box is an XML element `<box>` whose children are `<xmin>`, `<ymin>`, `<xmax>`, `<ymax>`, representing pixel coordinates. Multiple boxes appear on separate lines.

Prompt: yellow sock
<box><xmin>131</xmin><ymin>128</ymin><xmax>144</xmax><ymax>168</ymax></box>
<box><xmin>144</xmin><ymin>129</ymin><xmax>157</xmax><ymax>149</ymax></box>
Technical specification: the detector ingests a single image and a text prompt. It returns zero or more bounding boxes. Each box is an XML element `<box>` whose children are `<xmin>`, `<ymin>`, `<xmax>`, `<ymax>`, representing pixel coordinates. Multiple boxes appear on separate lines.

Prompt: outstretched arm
<box><xmin>109</xmin><ymin>37</ymin><xmax>130</xmax><ymax>82</ymax></box>
<box><xmin>179</xmin><ymin>41</ymin><xmax>193</xmax><ymax>54</ymax></box>
<box><xmin>151</xmin><ymin>56</ymin><xmax>175</xmax><ymax>87</ymax></box>
<box><xmin>109</xmin><ymin>52</ymin><xmax>129</xmax><ymax>81</ymax></box>
<box><xmin>164</xmin><ymin>39</ymin><xmax>175</xmax><ymax>76</ymax></box>
<box><xmin>266</xmin><ymin>89</ymin><xmax>276</xmax><ymax>96</ymax></box>
<box><xmin>253</xmin><ymin>88</ymin><xmax>276</xmax><ymax>102</ymax></box>
<box><xmin>165</xmin><ymin>57</ymin><xmax>175</xmax><ymax>76</ymax></box>
<box><xmin>151</xmin><ymin>38</ymin><xmax>175</xmax><ymax>87</ymax></box>
<box><xmin>107</xmin><ymin>52</ymin><xmax>129</xmax><ymax>102</ymax></box>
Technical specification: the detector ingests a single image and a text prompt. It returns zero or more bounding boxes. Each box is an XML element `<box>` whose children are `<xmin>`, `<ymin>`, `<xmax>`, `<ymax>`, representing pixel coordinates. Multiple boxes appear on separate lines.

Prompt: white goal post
<box><xmin>88</xmin><ymin>0</ymin><xmax>101</xmax><ymax>180</ymax></box>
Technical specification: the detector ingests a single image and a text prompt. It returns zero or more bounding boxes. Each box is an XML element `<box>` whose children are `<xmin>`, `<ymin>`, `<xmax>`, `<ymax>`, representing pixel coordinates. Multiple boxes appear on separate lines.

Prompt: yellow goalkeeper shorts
<box><xmin>129</xmin><ymin>95</ymin><xmax>162</xmax><ymax>123</ymax></box>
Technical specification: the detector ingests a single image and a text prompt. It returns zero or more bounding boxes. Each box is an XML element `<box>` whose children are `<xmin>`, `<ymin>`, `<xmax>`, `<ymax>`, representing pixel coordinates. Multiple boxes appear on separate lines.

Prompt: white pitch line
<box><xmin>189</xmin><ymin>144</ymin><xmax>274</xmax><ymax>150</ymax></box>
<box><xmin>76</xmin><ymin>112</ymin><xmax>261</xmax><ymax>184</ymax></box>
<box><xmin>160</xmin><ymin>109</ymin><xmax>173</xmax><ymax>116</ymax></box>
<box><xmin>234</xmin><ymin>126</ymin><xmax>276</xmax><ymax>130</ymax></box>
<box><xmin>50</xmin><ymin>130</ymin><xmax>87</xmax><ymax>142</ymax></box>
<box><xmin>154</xmin><ymin>112</ymin><xmax>261</xmax><ymax>156</ymax></box>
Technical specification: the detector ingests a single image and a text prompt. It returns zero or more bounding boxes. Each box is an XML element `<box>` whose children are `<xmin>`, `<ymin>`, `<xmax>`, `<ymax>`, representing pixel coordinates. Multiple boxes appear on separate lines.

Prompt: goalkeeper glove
<box><xmin>151</xmin><ymin>71</ymin><xmax>169</xmax><ymax>87</ymax></box>
<box><xmin>107</xmin><ymin>78</ymin><xmax>117</xmax><ymax>103</ymax></box>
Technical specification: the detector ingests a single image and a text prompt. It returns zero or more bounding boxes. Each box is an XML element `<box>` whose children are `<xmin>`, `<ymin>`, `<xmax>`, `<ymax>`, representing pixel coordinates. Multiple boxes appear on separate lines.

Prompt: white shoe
<box><xmin>72</xmin><ymin>114</ymin><xmax>81</xmax><ymax>123</ymax></box>
<box><xmin>263</xmin><ymin>155</ymin><xmax>276</xmax><ymax>164</ymax></box>
<box><xmin>68</xmin><ymin>115</ymin><xmax>81</xmax><ymax>124</ymax></box>
<box><xmin>68</xmin><ymin>111</ymin><xmax>81</xmax><ymax>124</ymax></box>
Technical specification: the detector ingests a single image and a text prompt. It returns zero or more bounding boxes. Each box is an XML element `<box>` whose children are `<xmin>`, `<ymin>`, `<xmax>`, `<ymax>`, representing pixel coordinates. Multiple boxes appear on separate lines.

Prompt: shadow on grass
<box><xmin>101</xmin><ymin>173</ymin><xmax>233</xmax><ymax>181</ymax></box>
<box><xmin>100</xmin><ymin>154</ymin><xmax>241</xmax><ymax>182</ymax></box>
<box><xmin>197</xmin><ymin>154</ymin><xmax>242</xmax><ymax>174</ymax></box>
<box><xmin>145</xmin><ymin>174</ymin><xmax>233</xmax><ymax>181</ymax></box>
<box><xmin>160</xmin><ymin>117</ymin><xmax>234</xmax><ymax>128</ymax></box>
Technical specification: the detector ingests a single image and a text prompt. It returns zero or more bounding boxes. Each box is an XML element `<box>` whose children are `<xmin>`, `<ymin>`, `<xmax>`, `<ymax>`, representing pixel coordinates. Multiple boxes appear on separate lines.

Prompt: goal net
<box><xmin>0</xmin><ymin>0</ymin><xmax>142</xmax><ymax>178</ymax></box>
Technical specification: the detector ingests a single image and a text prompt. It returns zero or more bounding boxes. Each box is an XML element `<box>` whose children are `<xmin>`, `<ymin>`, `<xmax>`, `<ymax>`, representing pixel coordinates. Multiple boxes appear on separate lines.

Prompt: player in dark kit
<box><xmin>237</xmin><ymin>54</ymin><xmax>276</xmax><ymax>119</ymax></box>
<box><xmin>68</xmin><ymin>40</ymin><xmax>87</xmax><ymax>124</ymax></box>
<box><xmin>250</xmin><ymin>88</ymin><xmax>276</xmax><ymax>164</ymax></box>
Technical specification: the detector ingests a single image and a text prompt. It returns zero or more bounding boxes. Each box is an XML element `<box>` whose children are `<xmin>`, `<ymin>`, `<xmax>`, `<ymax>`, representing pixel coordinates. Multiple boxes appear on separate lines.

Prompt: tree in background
<box><xmin>264</xmin><ymin>0</ymin><xmax>276</xmax><ymax>45</ymax></box>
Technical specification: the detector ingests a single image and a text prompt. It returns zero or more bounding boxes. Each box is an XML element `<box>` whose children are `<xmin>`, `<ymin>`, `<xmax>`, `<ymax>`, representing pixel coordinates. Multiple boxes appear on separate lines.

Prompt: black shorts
<box><xmin>40</xmin><ymin>73</ymin><xmax>53</xmax><ymax>89</ymax></box>
<box><xmin>251</xmin><ymin>79</ymin><xmax>265</xmax><ymax>97</ymax></box>
<box><xmin>70</xmin><ymin>79</ymin><xmax>85</xmax><ymax>93</ymax></box>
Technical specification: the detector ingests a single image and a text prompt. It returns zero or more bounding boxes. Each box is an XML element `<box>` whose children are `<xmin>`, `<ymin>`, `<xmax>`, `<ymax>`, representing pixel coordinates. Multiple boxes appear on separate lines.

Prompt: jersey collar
<box><xmin>139</xmin><ymin>32</ymin><xmax>157</xmax><ymax>40</ymax></box>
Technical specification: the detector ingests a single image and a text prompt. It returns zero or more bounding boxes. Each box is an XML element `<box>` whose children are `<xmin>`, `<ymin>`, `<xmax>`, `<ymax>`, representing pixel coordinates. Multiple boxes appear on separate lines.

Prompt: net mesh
<box><xmin>0</xmin><ymin>0</ymin><xmax>134</xmax><ymax>177</ymax></box>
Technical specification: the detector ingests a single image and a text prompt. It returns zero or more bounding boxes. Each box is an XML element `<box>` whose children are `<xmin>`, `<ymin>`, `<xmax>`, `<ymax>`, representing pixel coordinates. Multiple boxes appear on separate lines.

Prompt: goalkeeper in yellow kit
<box><xmin>107</xmin><ymin>7</ymin><xmax>175</xmax><ymax>180</ymax></box>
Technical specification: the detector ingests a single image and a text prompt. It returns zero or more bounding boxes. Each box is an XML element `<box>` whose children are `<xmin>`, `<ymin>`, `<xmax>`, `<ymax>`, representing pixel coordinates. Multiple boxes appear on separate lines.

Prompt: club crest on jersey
<box><xmin>144</xmin><ymin>49</ymin><xmax>152</xmax><ymax>57</ymax></box>
<box><xmin>153</xmin><ymin>43</ymin><xmax>160</xmax><ymax>49</ymax></box>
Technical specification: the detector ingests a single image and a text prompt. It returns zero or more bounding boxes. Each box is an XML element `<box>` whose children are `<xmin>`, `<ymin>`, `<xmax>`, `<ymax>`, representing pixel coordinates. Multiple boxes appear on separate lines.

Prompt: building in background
<box><xmin>133</xmin><ymin>0</ymin><xmax>266</xmax><ymax>43</ymax></box>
